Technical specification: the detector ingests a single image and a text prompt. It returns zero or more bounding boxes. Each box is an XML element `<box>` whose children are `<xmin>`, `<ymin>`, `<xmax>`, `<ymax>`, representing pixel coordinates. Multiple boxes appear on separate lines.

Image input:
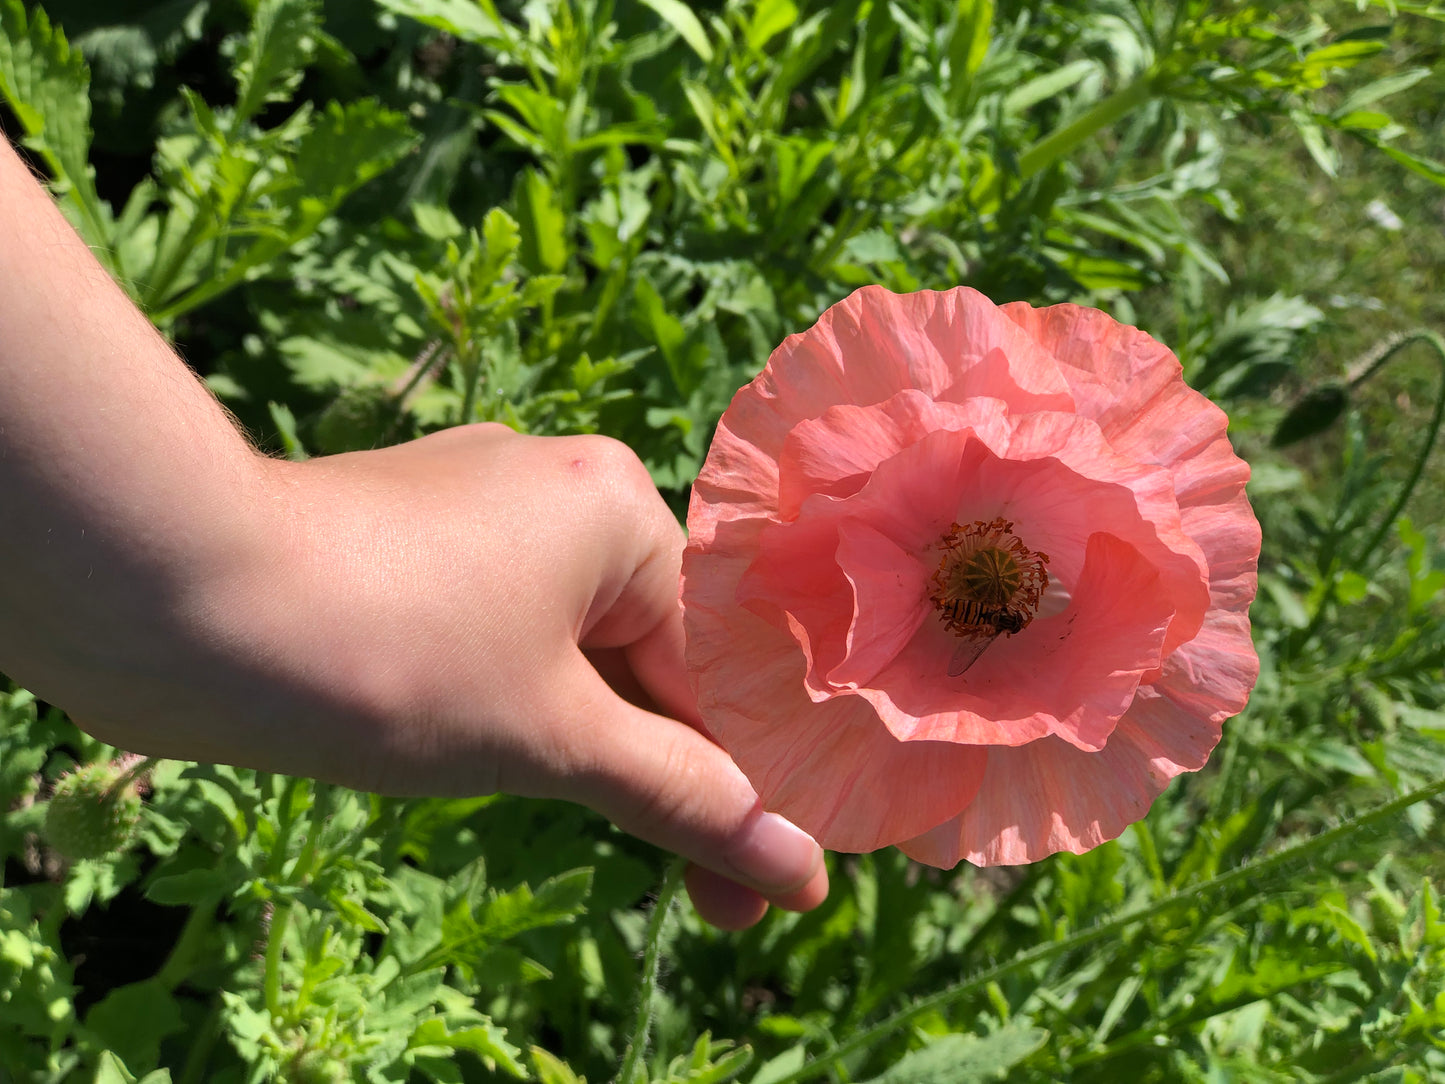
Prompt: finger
<box><xmin>623</xmin><ymin>610</ymin><xmax>703</xmax><ymax>729</ymax></box>
<box><xmin>684</xmin><ymin>864</ymin><xmax>770</xmax><ymax>930</ymax></box>
<box><xmin>528</xmin><ymin>656</ymin><xmax>825</xmax><ymax>902</ymax></box>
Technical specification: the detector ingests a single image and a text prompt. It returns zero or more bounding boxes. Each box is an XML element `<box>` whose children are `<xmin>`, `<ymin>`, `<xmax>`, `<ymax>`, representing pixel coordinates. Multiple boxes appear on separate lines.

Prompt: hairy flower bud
<box><xmin>43</xmin><ymin>761</ymin><xmax>144</xmax><ymax>862</ymax></box>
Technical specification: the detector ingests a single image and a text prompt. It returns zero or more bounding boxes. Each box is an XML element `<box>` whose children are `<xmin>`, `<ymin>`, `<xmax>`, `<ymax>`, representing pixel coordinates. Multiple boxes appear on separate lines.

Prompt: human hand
<box><xmin>0</xmin><ymin>135</ymin><xmax>822</xmax><ymax>927</ymax></box>
<box><xmin>119</xmin><ymin>425</ymin><xmax>827</xmax><ymax>929</ymax></box>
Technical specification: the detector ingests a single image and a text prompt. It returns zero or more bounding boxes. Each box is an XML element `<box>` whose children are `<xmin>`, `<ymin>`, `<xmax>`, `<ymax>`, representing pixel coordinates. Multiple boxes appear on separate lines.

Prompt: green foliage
<box><xmin>2</xmin><ymin>1</ymin><xmax>1445</xmax><ymax>1082</ymax></box>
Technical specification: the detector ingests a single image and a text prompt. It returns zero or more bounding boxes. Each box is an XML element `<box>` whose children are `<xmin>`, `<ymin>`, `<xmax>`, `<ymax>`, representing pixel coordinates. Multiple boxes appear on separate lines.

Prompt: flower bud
<box><xmin>43</xmin><ymin>761</ymin><xmax>144</xmax><ymax>862</ymax></box>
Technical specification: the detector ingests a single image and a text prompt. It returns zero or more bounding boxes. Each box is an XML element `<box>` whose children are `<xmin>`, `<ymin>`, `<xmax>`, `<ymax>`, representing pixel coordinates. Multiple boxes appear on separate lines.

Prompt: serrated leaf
<box><xmin>153</xmin><ymin>99</ymin><xmax>414</xmax><ymax>320</ymax></box>
<box><xmin>0</xmin><ymin>0</ymin><xmax>113</xmax><ymax>254</ymax></box>
<box><xmin>84</xmin><ymin>980</ymin><xmax>185</xmax><ymax>1076</ymax></box>
<box><xmin>469</xmin><ymin>868</ymin><xmax>592</xmax><ymax>944</ymax></box>
<box><xmin>410</xmin><ymin>868</ymin><xmax>592</xmax><ymax>976</ymax></box>
<box><xmin>861</xmin><ymin>1025</ymin><xmax>1049</xmax><ymax>1084</ymax></box>
<box><xmin>232</xmin><ymin>0</ymin><xmax>320</xmax><ymax>128</ymax></box>
<box><xmin>289</xmin><ymin>99</ymin><xmax>417</xmax><ymax>227</ymax></box>
<box><xmin>408</xmin><ymin>1018</ymin><xmax>526</xmax><ymax>1078</ymax></box>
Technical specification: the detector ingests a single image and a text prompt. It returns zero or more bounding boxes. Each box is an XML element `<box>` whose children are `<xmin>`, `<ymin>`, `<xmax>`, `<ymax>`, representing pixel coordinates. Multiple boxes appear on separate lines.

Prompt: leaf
<box><xmin>1292</xmin><ymin>110</ymin><xmax>1339</xmax><ymax>176</ymax></box>
<box><xmin>267</xmin><ymin>401</ymin><xmax>310</xmax><ymax>461</ymax></box>
<box><xmin>1301</xmin><ymin>38</ymin><xmax>1388</xmax><ymax>74</ymax></box>
<box><xmin>1333</xmin><ymin>67</ymin><xmax>1431</xmax><ymax>115</ymax></box>
<box><xmin>375</xmin><ymin>0</ymin><xmax>511</xmax><ymax>45</ymax></box>
<box><xmin>145</xmin><ymin>868</ymin><xmax>231</xmax><ymax>906</ymax></box>
<box><xmin>414</xmin><ymin>202</ymin><xmax>464</xmax><ymax>240</ymax></box>
<box><xmin>1366</xmin><ymin>140</ymin><xmax>1445</xmax><ymax>188</ymax></box>
<box><xmin>843</xmin><ymin>228</ymin><xmax>902</xmax><ymax>265</ymax></box>
<box><xmin>1003</xmin><ymin>59</ymin><xmax>1096</xmax><ymax>114</ymax></box>
<box><xmin>751</xmin><ymin>1047</ymin><xmax>806</xmax><ymax>1084</ymax></box>
<box><xmin>409</xmin><ymin>1017</ymin><xmax>526</xmax><ymax>1077</ymax></box>
<box><xmin>859</xmin><ymin>1026</ymin><xmax>1050</xmax><ymax>1084</ymax></box>
<box><xmin>288</xmin><ymin>99</ymin><xmax>417</xmax><ymax>227</ymax></box>
<box><xmin>467</xmin><ymin>868</ymin><xmax>592</xmax><ymax>944</ymax></box>
<box><xmin>746</xmin><ymin>0</ymin><xmax>798</xmax><ymax>52</ymax></box>
<box><xmin>83</xmin><ymin>980</ymin><xmax>185</xmax><ymax>1076</ymax></box>
<box><xmin>515</xmin><ymin>168</ymin><xmax>569</xmax><ymax>273</ymax></box>
<box><xmin>412</xmin><ymin>868</ymin><xmax>592</xmax><ymax>975</ymax></box>
<box><xmin>530</xmin><ymin>1047</ymin><xmax>585</xmax><ymax>1084</ymax></box>
<box><xmin>232</xmin><ymin>0</ymin><xmax>320</xmax><ymax>128</ymax></box>
<box><xmin>92</xmin><ymin>1051</ymin><xmax>174</xmax><ymax>1084</ymax></box>
<box><xmin>633</xmin><ymin>278</ymin><xmax>708</xmax><ymax>396</ymax></box>
<box><xmin>0</xmin><ymin>0</ymin><xmax>113</xmax><ymax>254</ymax></box>
<box><xmin>636</xmin><ymin>0</ymin><xmax>714</xmax><ymax>62</ymax></box>
<box><xmin>153</xmin><ymin>99</ymin><xmax>415</xmax><ymax>320</ymax></box>
<box><xmin>946</xmin><ymin>0</ymin><xmax>994</xmax><ymax>105</ymax></box>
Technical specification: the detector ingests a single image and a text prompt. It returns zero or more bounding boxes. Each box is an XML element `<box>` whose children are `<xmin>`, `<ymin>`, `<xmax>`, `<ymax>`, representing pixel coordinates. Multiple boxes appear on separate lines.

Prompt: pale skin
<box><xmin>0</xmin><ymin>135</ymin><xmax>827</xmax><ymax>930</ymax></box>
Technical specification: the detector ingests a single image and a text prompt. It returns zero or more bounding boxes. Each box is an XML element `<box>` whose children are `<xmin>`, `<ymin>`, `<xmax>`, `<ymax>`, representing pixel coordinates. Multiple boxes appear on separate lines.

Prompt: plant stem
<box><xmin>1297</xmin><ymin>329</ymin><xmax>1445</xmax><ymax>646</ymax></box>
<box><xmin>264</xmin><ymin>898</ymin><xmax>292</xmax><ymax>1020</ymax></box>
<box><xmin>1015</xmin><ymin>74</ymin><xmax>1155</xmax><ymax>181</ymax></box>
<box><xmin>177</xmin><ymin>996</ymin><xmax>225</xmax><ymax>1084</ymax></box>
<box><xmin>614</xmin><ymin>858</ymin><xmax>685</xmax><ymax>1084</ymax></box>
<box><xmin>111</xmin><ymin>755</ymin><xmax>159</xmax><ymax>795</ymax></box>
<box><xmin>1347</xmin><ymin>330</ymin><xmax>1445</xmax><ymax>569</ymax></box>
<box><xmin>762</xmin><ymin>775</ymin><xmax>1445</xmax><ymax>1084</ymax></box>
<box><xmin>155</xmin><ymin>900</ymin><xmax>217</xmax><ymax>991</ymax></box>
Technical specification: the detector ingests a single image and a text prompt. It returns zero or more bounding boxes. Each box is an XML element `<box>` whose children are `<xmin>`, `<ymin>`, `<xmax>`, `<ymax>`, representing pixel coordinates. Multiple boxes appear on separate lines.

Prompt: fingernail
<box><xmin>727</xmin><ymin>809</ymin><xmax>823</xmax><ymax>891</ymax></box>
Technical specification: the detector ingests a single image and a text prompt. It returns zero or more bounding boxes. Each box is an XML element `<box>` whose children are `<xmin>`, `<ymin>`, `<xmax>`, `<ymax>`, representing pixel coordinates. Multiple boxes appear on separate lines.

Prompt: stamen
<box><xmin>930</xmin><ymin>518</ymin><xmax>1049</xmax><ymax>641</ymax></box>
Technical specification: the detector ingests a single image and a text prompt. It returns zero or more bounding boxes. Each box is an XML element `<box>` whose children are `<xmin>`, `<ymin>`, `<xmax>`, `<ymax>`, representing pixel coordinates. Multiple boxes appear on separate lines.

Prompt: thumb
<box><xmin>535</xmin><ymin>654</ymin><xmax>827</xmax><ymax>925</ymax></box>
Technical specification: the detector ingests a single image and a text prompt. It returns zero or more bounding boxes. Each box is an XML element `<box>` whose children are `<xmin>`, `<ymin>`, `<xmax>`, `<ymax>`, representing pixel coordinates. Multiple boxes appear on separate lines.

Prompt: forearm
<box><xmin>0</xmin><ymin>135</ymin><xmax>274</xmax><ymax>741</ymax></box>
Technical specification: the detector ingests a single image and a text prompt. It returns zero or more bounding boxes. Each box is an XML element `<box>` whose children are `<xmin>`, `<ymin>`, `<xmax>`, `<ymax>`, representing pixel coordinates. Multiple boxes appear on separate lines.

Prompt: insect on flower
<box><xmin>928</xmin><ymin>517</ymin><xmax>1050</xmax><ymax>677</ymax></box>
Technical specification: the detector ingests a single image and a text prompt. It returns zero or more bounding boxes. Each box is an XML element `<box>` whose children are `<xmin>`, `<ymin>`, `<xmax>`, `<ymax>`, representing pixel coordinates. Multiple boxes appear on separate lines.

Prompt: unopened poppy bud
<box><xmin>43</xmin><ymin>761</ymin><xmax>144</xmax><ymax>862</ymax></box>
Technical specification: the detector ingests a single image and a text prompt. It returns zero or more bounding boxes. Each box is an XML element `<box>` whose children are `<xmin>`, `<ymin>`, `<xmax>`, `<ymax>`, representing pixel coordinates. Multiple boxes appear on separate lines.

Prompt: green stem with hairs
<box><xmin>614</xmin><ymin>858</ymin><xmax>685</xmax><ymax>1084</ymax></box>
<box><xmin>111</xmin><ymin>755</ymin><xmax>159</xmax><ymax>796</ymax></box>
<box><xmin>1345</xmin><ymin>330</ymin><xmax>1445</xmax><ymax>569</ymax></box>
<box><xmin>263</xmin><ymin>899</ymin><xmax>291</xmax><ymax>1020</ymax></box>
<box><xmin>1297</xmin><ymin>329</ymin><xmax>1445</xmax><ymax>647</ymax></box>
<box><xmin>459</xmin><ymin>342</ymin><xmax>484</xmax><ymax>425</ymax></box>
<box><xmin>761</xmin><ymin>776</ymin><xmax>1445</xmax><ymax>1084</ymax></box>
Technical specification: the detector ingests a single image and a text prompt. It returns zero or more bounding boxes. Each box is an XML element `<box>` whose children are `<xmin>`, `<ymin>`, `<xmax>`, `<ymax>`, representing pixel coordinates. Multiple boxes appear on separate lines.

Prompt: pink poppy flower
<box><xmin>681</xmin><ymin>286</ymin><xmax>1260</xmax><ymax>866</ymax></box>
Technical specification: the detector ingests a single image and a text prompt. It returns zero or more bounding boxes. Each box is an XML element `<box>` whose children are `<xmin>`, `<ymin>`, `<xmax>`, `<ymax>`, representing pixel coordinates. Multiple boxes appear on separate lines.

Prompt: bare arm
<box><xmin>0</xmin><ymin>136</ymin><xmax>826</xmax><ymax>928</ymax></box>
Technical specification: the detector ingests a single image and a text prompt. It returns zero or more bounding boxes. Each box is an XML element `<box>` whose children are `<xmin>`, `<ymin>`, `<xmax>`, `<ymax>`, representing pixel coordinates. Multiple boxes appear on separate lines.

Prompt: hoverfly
<box><xmin>947</xmin><ymin>610</ymin><xmax>1027</xmax><ymax>677</ymax></box>
<box><xmin>931</xmin><ymin>518</ymin><xmax>1048</xmax><ymax>679</ymax></box>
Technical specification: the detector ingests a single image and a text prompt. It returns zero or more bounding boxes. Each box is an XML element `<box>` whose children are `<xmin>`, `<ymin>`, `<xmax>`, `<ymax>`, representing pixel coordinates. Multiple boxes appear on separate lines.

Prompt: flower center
<box><xmin>930</xmin><ymin>517</ymin><xmax>1050</xmax><ymax>640</ymax></box>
